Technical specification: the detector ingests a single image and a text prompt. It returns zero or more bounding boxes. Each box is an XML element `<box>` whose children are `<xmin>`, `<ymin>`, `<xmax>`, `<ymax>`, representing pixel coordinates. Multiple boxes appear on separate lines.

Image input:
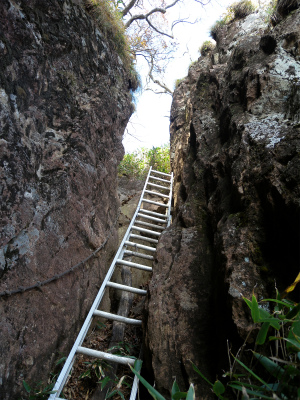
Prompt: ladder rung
<box><xmin>147</xmin><ymin>182</ymin><xmax>170</xmax><ymax>191</ymax></box>
<box><xmin>129</xmin><ymin>233</ymin><xmax>159</xmax><ymax>244</ymax></box>
<box><xmin>132</xmin><ymin>225</ymin><xmax>161</xmax><ymax>237</ymax></box>
<box><xmin>137</xmin><ymin>213</ymin><xmax>167</xmax><ymax>224</ymax></box>
<box><xmin>145</xmin><ymin>190</ymin><xmax>169</xmax><ymax>198</ymax></box>
<box><xmin>151</xmin><ymin>169</ymin><xmax>171</xmax><ymax>177</ymax></box>
<box><xmin>117</xmin><ymin>259</ymin><xmax>152</xmax><ymax>271</ymax></box>
<box><xmin>149</xmin><ymin>175</ymin><xmax>170</xmax><ymax>183</ymax></box>
<box><xmin>124</xmin><ymin>250</ymin><xmax>154</xmax><ymax>260</ymax></box>
<box><xmin>139</xmin><ymin>209</ymin><xmax>167</xmax><ymax>219</ymax></box>
<box><xmin>77</xmin><ymin>346</ymin><xmax>135</xmax><ymax>366</ymax></box>
<box><xmin>93</xmin><ymin>310</ymin><xmax>142</xmax><ymax>326</ymax></box>
<box><xmin>106</xmin><ymin>281</ymin><xmax>147</xmax><ymax>295</ymax></box>
<box><xmin>142</xmin><ymin>199</ymin><xmax>168</xmax><ymax>207</ymax></box>
<box><xmin>135</xmin><ymin>220</ymin><xmax>165</xmax><ymax>230</ymax></box>
<box><xmin>124</xmin><ymin>241</ymin><xmax>156</xmax><ymax>252</ymax></box>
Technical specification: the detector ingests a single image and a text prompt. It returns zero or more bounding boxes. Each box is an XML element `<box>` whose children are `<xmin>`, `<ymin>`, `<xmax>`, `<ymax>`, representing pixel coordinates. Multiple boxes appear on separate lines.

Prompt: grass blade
<box><xmin>190</xmin><ymin>362</ymin><xmax>213</xmax><ymax>386</ymax></box>
<box><xmin>232</xmin><ymin>356</ymin><xmax>273</xmax><ymax>391</ymax></box>
<box><xmin>130</xmin><ymin>366</ymin><xmax>166</xmax><ymax>400</ymax></box>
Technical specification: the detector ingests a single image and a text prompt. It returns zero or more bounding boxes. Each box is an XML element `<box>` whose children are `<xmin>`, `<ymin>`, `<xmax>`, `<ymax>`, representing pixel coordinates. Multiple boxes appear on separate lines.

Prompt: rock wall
<box><xmin>0</xmin><ymin>1</ymin><xmax>133</xmax><ymax>398</ymax></box>
<box><xmin>145</xmin><ymin>3</ymin><xmax>300</xmax><ymax>398</ymax></box>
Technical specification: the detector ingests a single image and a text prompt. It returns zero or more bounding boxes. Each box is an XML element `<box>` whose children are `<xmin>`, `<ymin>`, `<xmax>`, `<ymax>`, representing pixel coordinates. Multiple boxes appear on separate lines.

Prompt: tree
<box><xmin>116</xmin><ymin>0</ymin><xmax>211</xmax><ymax>95</ymax></box>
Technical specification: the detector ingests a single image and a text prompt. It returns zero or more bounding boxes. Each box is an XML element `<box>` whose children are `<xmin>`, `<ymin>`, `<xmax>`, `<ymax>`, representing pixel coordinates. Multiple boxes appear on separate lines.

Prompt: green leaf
<box><xmin>106</xmin><ymin>389</ymin><xmax>118</xmax><ymax>399</ymax></box>
<box><xmin>191</xmin><ymin>362</ymin><xmax>213</xmax><ymax>386</ymax></box>
<box><xmin>79</xmin><ymin>369</ymin><xmax>91</xmax><ymax>379</ymax></box>
<box><xmin>55</xmin><ymin>356</ymin><xmax>67</xmax><ymax>366</ymax></box>
<box><xmin>228</xmin><ymin>384</ymin><xmax>273</xmax><ymax>399</ymax></box>
<box><xmin>134</xmin><ymin>359</ymin><xmax>143</xmax><ymax>373</ymax></box>
<box><xmin>117</xmin><ymin>390</ymin><xmax>126</xmax><ymax>400</ymax></box>
<box><xmin>253</xmin><ymin>352</ymin><xmax>284</xmax><ymax>380</ymax></box>
<box><xmin>286</xmin><ymin>303</ymin><xmax>300</xmax><ymax>319</ymax></box>
<box><xmin>171</xmin><ymin>380</ymin><xmax>180</xmax><ymax>397</ymax></box>
<box><xmin>251</xmin><ymin>295</ymin><xmax>260</xmax><ymax>323</ymax></box>
<box><xmin>261</xmin><ymin>298</ymin><xmax>294</xmax><ymax>309</ymax></box>
<box><xmin>213</xmin><ymin>380</ymin><xmax>225</xmax><ymax>396</ymax></box>
<box><xmin>23</xmin><ymin>380</ymin><xmax>31</xmax><ymax>393</ymax></box>
<box><xmin>230</xmin><ymin>381</ymin><xmax>268</xmax><ymax>391</ymax></box>
<box><xmin>287</xmin><ymin>315</ymin><xmax>300</xmax><ymax>351</ymax></box>
<box><xmin>284</xmin><ymin>337</ymin><xmax>300</xmax><ymax>352</ymax></box>
<box><xmin>130</xmin><ymin>366</ymin><xmax>166</xmax><ymax>400</ymax></box>
<box><xmin>100</xmin><ymin>376</ymin><xmax>111</xmax><ymax>390</ymax></box>
<box><xmin>233</xmin><ymin>356</ymin><xmax>273</xmax><ymax>391</ymax></box>
<box><xmin>172</xmin><ymin>392</ymin><xmax>187</xmax><ymax>399</ymax></box>
<box><xmin>256</xmin><ymin>322</ymin><xmax>270</xmax><ymax>345</ymax></box>
<box><xmin>186</xmin><ymin>384</ymin><xmax>195</xmax><ymax>400</ymax></box>
<box><xmin>244</xmin><ymin>297</ymin><xmax>253</xmax><ymax>310</ymax></box>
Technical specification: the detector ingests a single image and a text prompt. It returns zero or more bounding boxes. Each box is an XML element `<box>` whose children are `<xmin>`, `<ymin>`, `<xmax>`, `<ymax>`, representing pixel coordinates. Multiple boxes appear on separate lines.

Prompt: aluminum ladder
<box><xmin>49</xmin><ymin>166</ymin><xmax>173</xmax><ymax>400</ymax></box>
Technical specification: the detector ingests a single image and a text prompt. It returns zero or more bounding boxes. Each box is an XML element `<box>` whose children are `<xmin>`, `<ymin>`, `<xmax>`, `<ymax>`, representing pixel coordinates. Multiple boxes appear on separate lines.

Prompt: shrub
<box><xmin>199</xmin><ymin>40</ymin><xmax>215</xmax><ymax>57</ymax></box>
<box><xmin>229</xmin><ymin>0</ymin><xmax>256</xmax><ymax>19</ymax></box>
<box><xmin>209</xmin><ymin>0</ymin><xmax>256</xmax><ymax>39</ymax></box>
<box><xmin>209</xmin><ymin>17</ymin><xmax>230</xmax><ymax>40</ymax></box>
<box><xmin>118</xmin><ymin>145</ymin><xmax>170</xmax><ymax>179</ymax></box>
<box><xmin>174</xmin><ymin>77</ymin><xmax>184</xmax><ymax>89</ymax></box>
<box><xmin>84</xmin><ymin>0</ymin><xmax>132</xmax><ymax>69</ymax></box>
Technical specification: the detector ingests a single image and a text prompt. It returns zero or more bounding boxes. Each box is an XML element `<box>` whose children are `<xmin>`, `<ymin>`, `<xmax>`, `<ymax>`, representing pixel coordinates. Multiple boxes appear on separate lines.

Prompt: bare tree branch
<box><xmin>122</xmin><ymin>0</ymin><xmax>137</xmax><ymax>17</ymax></box>
<box><xmin>125</xmin><ymin>0</ymin><xmax>182</xmax><ymax>28</ymax></box>
<box><xmin>146</xmin><ymin>16</ymin><xmax>174</xmax><ymax>39</ymax></box>
<box><xmin>148</xmin><ymin>53</ymin><xmax>173</xmax><ymax>94</ymax></box>
<box><xmin>125</xmin><ymin>7</ymin><xmax>167</xmax><ymax>28</ymax></box>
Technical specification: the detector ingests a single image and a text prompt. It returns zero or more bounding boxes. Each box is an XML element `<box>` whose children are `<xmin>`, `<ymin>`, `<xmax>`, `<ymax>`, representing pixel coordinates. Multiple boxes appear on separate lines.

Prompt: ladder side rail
<box><xmin>49</xmin><ymin>167</ymin><xmax>154</xmax><ymax>399</ymax></box>
<box><xmin>166</xmin><ymin>172</ymin><xmax>174</xmax><ymax>227</ymax></box>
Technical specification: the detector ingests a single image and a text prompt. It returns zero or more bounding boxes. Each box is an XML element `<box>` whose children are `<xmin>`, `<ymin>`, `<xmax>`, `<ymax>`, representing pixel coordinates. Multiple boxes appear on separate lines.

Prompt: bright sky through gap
<box><xmin>123</xmin><ymin>0</ymin><xmax>235</xmax><ymax>153</ymax></box>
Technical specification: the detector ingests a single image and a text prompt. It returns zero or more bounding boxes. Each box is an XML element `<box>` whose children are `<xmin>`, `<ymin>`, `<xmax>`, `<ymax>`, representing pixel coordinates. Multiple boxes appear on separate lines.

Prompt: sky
<box><xmin>123</xmin><ymin>0</ymin><xmax>235</xmax><ymax>152</ymax></box>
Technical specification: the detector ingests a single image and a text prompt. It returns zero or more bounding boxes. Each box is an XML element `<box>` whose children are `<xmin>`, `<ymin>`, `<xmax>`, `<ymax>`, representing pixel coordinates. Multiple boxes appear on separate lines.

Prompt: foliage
<box><xmin>174</xmin><ymin>77</ymin><xmax>185</xmax><ymax>88</ymax></box>
<box><xmin>229</xmin><ymin>0</ymin><xmax>256</xmax><ymax>19</ymax></box>
<box><xmin>209</xmin><ymin>17</ymin><xmax>231</xmax><ymax>40</ymax></box>
<box><xmin>85</xmin><ymin>0</ymin><xmax>132</xmax><ymax>69</ymax></box>
<box><xmin>78</xmin><ymin>341</ymin><xmax>135</xmax><ymax>399</ymax></box>
<box><xmin>22</xmin><ymin>380</ymin><xmax>56</xmax><ymax>399</ymax></box>
<box><xmin>199</xmin><ymin>40</ymin><xmax>215</xmax><ymax>56</ymax></box>
<box><xmin>118</xmin><ymin>145</ymin><xmax>170</xmax><ymax>179</ymax></box>
<box><xmin>130</xmin><ymin>360</ymin><xmax>195</xmax><ymax>399</ymax></box>
<box><xmin>131</xmin><ymin>273</ymin><xmax>300</xmax><ymax>400</ymax></box>
<box><xmin>209</xmin><ymin>0</ymin><xmax>256</xmax><ymax>39</ymax></box>
<box><xmin>21</xmin><ymin>355</ymin><xmax>67</xmax><ymax>399</ymax></box>
<box><xmin>196</xmin><ymin>272</ymin><xmax>300</xmax><ymax>399</ymax></box>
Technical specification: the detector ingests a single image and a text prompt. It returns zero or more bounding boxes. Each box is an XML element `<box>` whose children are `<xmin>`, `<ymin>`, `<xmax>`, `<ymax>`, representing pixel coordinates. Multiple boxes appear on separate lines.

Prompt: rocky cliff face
<box><xmin>0</xmin><ymin>0</ymin><xmax>133</xmax><ymax>398</ymax></box>
<box><xmin>145</xmin><ymin>3</ymin><xmax>300</xmax><ymax>398</ymax></box>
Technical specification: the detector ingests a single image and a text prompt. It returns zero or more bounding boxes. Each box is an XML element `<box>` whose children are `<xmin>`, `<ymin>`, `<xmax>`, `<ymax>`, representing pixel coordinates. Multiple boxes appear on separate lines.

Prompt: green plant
<box><xmin>105</xmin><ymin>375</ymin><xmax>133</xmax><ymax>399</ymax></box>
<box><xmin>22</xmin><ymin>380</ymin><xmax>56</xmax><ymax>399</ymax></box>
<box><xmin>229</xmin><ymin>0</ymin><xmax>256</xmax><ymax>19</ymax></box>
<box><xmin>85</xmin><ymin>0</ymin><xmax>132</xmax><ymax>69</ymax></box>
<box><xmin>118</xmin><ymin>145</ymin><xmax>170</xmax><ymax>179</ymax></box>
<box><xmin>209</xmin><ymin>18</ymin><xmax>230</xmax><ymax>40</ymax></box>
<box><xmin>107</xmin><ymin>341</ymin><xmax>135</xmax><ymax>357</ymax></box>
<box><xmin>21</xmin><ymin>355</ymin><xmax>68</xmax><ymax>399</ymax></box>
<box><xmin>195</xmin><ymin>273</ymin><xmax>300</xmax><ymax>399</ymax></box>
<box><xmin>174</xmin><ymin>77</ymin><xmax>185</xmax><ymax>88</ymax></box>
<box><xmin>199</xmin><ymin>40</ymin><xmax>215</xmax><ymax>57</ymax></box>
<box><xmin>130</xmin><ymin>360</ymin><xmax>195</xmax><ymax>399</ymax></box>
<box><xmin>209</xmin><ymin>0</ymin><xmax>256</xmax><ymax>39</ymax></box>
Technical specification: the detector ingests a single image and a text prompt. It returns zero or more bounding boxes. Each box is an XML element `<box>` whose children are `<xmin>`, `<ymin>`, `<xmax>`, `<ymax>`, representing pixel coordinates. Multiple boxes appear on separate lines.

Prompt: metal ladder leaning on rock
<box><xmin>49</xmin><ymin>166</ymin><xmax>173</xmax><ymax>400</ymax></box>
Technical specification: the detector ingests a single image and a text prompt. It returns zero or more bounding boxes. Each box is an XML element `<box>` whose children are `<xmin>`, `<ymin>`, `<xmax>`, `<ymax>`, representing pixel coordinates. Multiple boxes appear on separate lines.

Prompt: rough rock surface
<box><xmin>145</xmin><ymin>6</ymin><xmax>300</xmax><ymax>398</ymax></box>
<box><xmin>0</xmin><ymin>1</ymin><xmax>133</xmax><ymax>398</ymax></box>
